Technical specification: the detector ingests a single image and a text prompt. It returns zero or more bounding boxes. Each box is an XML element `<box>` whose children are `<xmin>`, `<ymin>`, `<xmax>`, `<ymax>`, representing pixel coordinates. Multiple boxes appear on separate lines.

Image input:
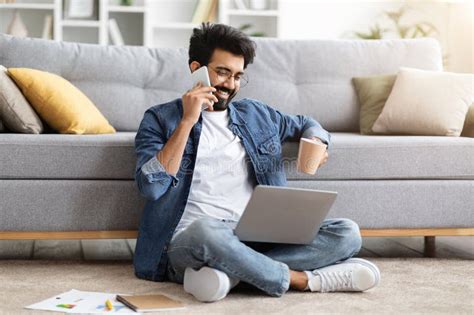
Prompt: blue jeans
<box><xmin>166</xmin><ymin>217</ymin><xmax>362</xmax><ymax>297</ymax></box>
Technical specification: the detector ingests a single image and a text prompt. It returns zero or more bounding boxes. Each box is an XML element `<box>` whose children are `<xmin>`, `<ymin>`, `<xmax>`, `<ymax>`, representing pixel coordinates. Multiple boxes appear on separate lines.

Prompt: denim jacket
<box><xmin>133</xmin><ymin>97</ymin><xmax>331</xmax><ymax>282</ymax></box>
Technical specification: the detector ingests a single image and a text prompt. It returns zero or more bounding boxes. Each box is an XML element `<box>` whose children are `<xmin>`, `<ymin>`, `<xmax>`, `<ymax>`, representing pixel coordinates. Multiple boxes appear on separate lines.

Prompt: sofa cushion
<box><xmin>8</xmin><ymin>68</ymin><xmax>116</xmax><ymax>134</ymax></box>
<box><xmin>0</xmin><ymin>132</ymin><xmax>136</xmax><ymax>179</ymax></box>
<box><xmin>372</xmin><ymin>67</ymin><xmax>473</xmax><ymax>136</ymax></box>
<box><xmin>461</xmin><ymin>105</ymin><xmax>474</xmax><ymax>137</ymax></box>
<box><xmin>289</xmin><ymin>180</ymin><xmax>474</xmax><ymax>229</ymax></box>
<box><xmin>0</xmin><ymin>180</ymin><xmax>144</xmax><ymax>231</ymax></box>
<box><xmin>0</xmin><ymin>65</ymin><xmax>44</xmax><ymax>134</ymax></box>
<box><xmin>354</xmin><ymin>73</ymin><xmax>474</xmax><ymax>138</ymax></box>
<box><xmin>0</xmin><ymin>34</ymin><xmax>443</xmax><ymax>132</ymax></box>
<box><xmin>283</xmin><ymin>133</ymin><xmax>474</xmax><ymax>180</ymax></box>
<box><xmin>352</xmin><ymin>74</ymin><xmax>397</xmax><ymax>135</ymax></box>
<box><xmin>1</xmin><ymin>179</ymin><xmax>472</xmax><ymax>230</ymax></box>
<box><xmin>0</xmin><ymin>132</ymin><xmax>472</xmax><ymax>180</ymax></box>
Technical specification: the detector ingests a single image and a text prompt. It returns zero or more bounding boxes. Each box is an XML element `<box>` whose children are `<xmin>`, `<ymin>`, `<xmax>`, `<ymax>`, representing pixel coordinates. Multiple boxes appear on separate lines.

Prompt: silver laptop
<box><xmin>235</xmin><ymin>185</ymin><xmax>338</xmax><ymax>244</ymax></box>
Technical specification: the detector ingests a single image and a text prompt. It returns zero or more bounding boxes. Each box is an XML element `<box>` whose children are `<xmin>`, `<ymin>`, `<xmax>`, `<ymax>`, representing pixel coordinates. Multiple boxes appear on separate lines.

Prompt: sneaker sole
<box><xmin>183</xmin><ymin>267</ymin><xmax>229</xmax><ymax>302</ymax></box>
<box><xmin>344</xmin><ymin>258</ymin><xmax>381</xmax><ymax>289</ymax></box>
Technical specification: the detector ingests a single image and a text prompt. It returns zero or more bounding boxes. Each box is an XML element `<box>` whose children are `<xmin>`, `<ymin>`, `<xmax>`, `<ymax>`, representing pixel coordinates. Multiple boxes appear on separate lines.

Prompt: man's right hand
<box><xmin>181</xmin><ymin>83</ymin><xmax>218</xmax><ymax>125</ymax></box>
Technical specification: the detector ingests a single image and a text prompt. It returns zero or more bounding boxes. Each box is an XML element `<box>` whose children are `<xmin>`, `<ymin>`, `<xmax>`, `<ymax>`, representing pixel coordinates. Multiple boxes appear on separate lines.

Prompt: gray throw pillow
<box><xmin>0</xmin><ymin>65</ymin><xmax>43</xmax><ymax>133</ymax></box>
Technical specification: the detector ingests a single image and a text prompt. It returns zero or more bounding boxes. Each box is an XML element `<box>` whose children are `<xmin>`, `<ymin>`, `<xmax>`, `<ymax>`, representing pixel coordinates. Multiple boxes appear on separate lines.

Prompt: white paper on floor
<box><xmin>24</xmin><ymin>289</ymin><xmax>141</xmax><ymax>314</ymax></box>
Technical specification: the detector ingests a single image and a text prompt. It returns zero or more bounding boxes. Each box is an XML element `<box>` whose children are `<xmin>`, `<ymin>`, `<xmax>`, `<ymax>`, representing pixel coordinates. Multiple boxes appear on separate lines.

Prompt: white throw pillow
<box><xmin>372</xmin><ymin>67</ymin><xmax>473</xmax><ymax>136</ymax></box>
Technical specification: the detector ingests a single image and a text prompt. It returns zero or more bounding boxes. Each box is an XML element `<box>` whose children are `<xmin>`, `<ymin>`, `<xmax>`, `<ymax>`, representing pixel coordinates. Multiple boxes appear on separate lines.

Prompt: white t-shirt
<box><xmin>173</xmin><ymin>109</ymin><xmax>254</xmax><ymax>238</ymax></box>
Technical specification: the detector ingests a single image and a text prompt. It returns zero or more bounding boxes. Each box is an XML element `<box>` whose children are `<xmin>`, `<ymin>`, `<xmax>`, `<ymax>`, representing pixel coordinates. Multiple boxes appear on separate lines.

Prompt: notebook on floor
<box><xmin>116</xmin><ymin>294</ymin><xmax>185</xmax><ymax>312</ymax></box>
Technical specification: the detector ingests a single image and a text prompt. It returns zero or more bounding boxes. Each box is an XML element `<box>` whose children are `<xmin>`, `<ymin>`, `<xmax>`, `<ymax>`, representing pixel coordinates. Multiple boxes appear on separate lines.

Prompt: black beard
<box><xmin>212</xmin><ymin>87</ymin><xmax>237</xmax><ymax>111</ymax></box>
<box><xmin>213</xmin><ymin>97</ymin><xmax>228</xmax><ymax>111</ymax></box>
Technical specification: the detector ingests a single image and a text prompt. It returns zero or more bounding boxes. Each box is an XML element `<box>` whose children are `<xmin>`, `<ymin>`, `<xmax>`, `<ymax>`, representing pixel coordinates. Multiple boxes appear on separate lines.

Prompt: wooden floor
<box><xmin>0</xmin><ymin>237</ymin><xmax>472</xmax><ymax>260</ymax></box>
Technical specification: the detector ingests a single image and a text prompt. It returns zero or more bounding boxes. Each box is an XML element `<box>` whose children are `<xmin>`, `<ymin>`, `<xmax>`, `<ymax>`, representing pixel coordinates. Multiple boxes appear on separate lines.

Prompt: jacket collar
<box><xmin>176</xmin><ymin>98</ymin><xmax>244</xmax><ymax>126</ymax></box>
<box><xmin>228</xmin><ymin>102</ymin><xmax>244</xmax><ymax>125</ymax></box>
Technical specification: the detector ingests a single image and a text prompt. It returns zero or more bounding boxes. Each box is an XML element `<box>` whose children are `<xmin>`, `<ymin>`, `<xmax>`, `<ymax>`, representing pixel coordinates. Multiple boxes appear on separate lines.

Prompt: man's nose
<box><xmin>222</xmin><ymin>76</ymin><xmax>236</xmax><ymax>90</ymax></box>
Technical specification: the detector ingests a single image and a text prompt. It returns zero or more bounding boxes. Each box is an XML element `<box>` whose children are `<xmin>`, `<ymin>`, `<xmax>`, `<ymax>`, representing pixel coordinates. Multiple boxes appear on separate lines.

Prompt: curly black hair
<box><xmin>188</xmin><ymin>22</ymin><xmax>257</xmax><ymax>69</ymax></box>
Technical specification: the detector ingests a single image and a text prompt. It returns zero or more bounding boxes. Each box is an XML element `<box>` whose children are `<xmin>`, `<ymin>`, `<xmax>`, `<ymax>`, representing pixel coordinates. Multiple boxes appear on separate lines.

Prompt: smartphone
<box><xmin>191</xmin><ymin>66</ymin><xmax>212</xmax><ymax>110</ymax></box>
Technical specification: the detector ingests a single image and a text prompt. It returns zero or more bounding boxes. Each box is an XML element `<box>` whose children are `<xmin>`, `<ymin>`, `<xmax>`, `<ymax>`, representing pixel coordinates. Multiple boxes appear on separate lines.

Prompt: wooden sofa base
<box><xmin>1</xmin><ymin>228</ymin><xmax>472</xmax><ymax>258</ymax></box>
<box><xmin>1</xmin><ymin>228</ymin><xmax>472</xmax><ymax>240</ymax></box>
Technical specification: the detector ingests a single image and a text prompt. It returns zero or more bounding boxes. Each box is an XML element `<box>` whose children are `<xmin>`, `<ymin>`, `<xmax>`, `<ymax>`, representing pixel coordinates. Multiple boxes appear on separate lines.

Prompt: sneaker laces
<box><xmin>313</xmin><ymin>269</ymin><xmax>354</xmax><ymax>293</ymax></box>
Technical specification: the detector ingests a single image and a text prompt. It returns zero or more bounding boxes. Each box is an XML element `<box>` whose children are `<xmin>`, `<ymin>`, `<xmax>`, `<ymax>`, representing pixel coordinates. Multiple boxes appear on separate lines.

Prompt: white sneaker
<box><xmin>183</xmin><ymin>267</ymin><xmax>240</xmax><ymax>302</ymax></box>
<box><xmin>308</xmin><ymin>258</ymin><xmax>380</xmax><ymax>293</ymax></box>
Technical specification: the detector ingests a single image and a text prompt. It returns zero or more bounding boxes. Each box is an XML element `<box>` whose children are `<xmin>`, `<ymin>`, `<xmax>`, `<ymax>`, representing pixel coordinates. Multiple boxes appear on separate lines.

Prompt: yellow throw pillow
<box><xmin>7</xmin><ymin>68</ymin><xmax>115</xmax><ymax>134</ymax></box>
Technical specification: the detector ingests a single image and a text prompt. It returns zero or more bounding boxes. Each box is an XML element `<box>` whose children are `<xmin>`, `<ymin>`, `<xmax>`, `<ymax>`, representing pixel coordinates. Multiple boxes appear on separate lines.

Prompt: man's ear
<box><xmin>189</xmin><ymin>61</ymin><xmax>201</xmax><ymax>73</ymax></box>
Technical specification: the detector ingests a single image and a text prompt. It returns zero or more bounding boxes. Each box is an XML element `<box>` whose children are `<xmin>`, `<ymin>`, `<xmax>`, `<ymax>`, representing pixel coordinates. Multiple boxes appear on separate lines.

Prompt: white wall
<box><xmin>278</xmin><ymin>0</ymin><xmax>473</xmax><ymax>73</ymax></box>
<box><xmin>446</xmin><ymin>1</ymin><xmax>473</xmax><ymax>73</ymax></box>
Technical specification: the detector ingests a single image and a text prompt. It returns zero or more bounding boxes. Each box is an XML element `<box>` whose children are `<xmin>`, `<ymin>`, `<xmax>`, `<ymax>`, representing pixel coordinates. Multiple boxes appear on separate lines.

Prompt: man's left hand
<box><xmin>310</xmin><ymin>137</ymin><xmax>329</xmax><ymax>167</ymax></box>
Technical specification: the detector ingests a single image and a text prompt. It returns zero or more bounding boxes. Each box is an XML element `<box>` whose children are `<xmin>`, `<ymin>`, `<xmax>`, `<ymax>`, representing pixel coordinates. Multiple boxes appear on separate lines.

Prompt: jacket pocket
<box><xmin>255</xmin><ymin>135</ymin><xmax>281</xmax><ymax>174</ymax></box>
<box><xmin>257</xmin><ymin>135</ymin><xmax>281</xmax><ymax>155</ymax></box>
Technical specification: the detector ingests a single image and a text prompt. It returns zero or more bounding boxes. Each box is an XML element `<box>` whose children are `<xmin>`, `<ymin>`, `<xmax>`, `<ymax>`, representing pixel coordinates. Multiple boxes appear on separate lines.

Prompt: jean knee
<box><xmin>326</xmin><ymin>218</ymin><xmax>362</xmax><ymax>257</ymax></box>
<box><xmin>342</xmin><ymin>219</ymin><xmax>362</xmax><ymax>256</ymax></box>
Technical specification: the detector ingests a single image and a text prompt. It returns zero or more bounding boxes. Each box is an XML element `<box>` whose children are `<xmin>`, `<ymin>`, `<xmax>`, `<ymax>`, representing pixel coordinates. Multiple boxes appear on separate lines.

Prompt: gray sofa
<box><xmin>0</xmin><ymin>34</ymin><xmax>472</xmax><ymax>244</ymax></box>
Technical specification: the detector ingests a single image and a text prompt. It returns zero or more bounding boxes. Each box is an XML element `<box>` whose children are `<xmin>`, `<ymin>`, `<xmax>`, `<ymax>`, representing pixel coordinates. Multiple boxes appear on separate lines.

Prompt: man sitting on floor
<box><xmin>133</xmin><ymin>22</ymin><xmax>380</xmax><ymax>302</ymax></box>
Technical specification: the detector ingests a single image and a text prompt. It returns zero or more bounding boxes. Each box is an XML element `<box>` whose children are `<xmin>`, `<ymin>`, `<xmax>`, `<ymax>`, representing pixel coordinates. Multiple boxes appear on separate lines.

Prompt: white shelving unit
<box><xmin>61</xmin><ymin>20</ymin><xmax>101</xmax><ymax>27</ymax></box>
<box><xmin>0</xmin><ymin>0</ymin><xmax>281</xmax><ymax>47</ymax></box>
<box><xmin>0</xmin><ymin>2</ymin><xmax>54</xmax><ymax>10</ymax></box>
<box><xmin>107</xmin><ymin>5</ymin><xmax>145</xmax><ymax>13</ymax></box>
<box><xmin>106</xmin><ymin>0</ymin><xmax>148</xmax><ymax>46</ymax></box>
<box><xmin>146</xmin><ymin>0</ymin><xmax>197</xmax><ymax>48</ymax></box>
<box><xmin>0</xmin><ymin>0</ymin><xmax>147</xmax><ymax>45</ymax></box>
<box><xmin>153</xmin><ymin>22</ymin><xmax>198</xmax><ymax>30</ymax></box>
<box><xmin>219</xmin><ymin>0</ymin><xmax>281</xmax><ymax>38</ymax></box>
<box><xmin>226</xmin><ymin>9</ymin><xmax>279</xmax><ymax>16</ymax></box>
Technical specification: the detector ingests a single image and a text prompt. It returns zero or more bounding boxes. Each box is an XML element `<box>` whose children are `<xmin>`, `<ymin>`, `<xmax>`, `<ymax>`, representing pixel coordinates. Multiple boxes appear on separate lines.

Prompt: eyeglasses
<box><xmin>208</xmin><ymin>66</ymin><xmax>249</xmax><ymax>88</ymax></box>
